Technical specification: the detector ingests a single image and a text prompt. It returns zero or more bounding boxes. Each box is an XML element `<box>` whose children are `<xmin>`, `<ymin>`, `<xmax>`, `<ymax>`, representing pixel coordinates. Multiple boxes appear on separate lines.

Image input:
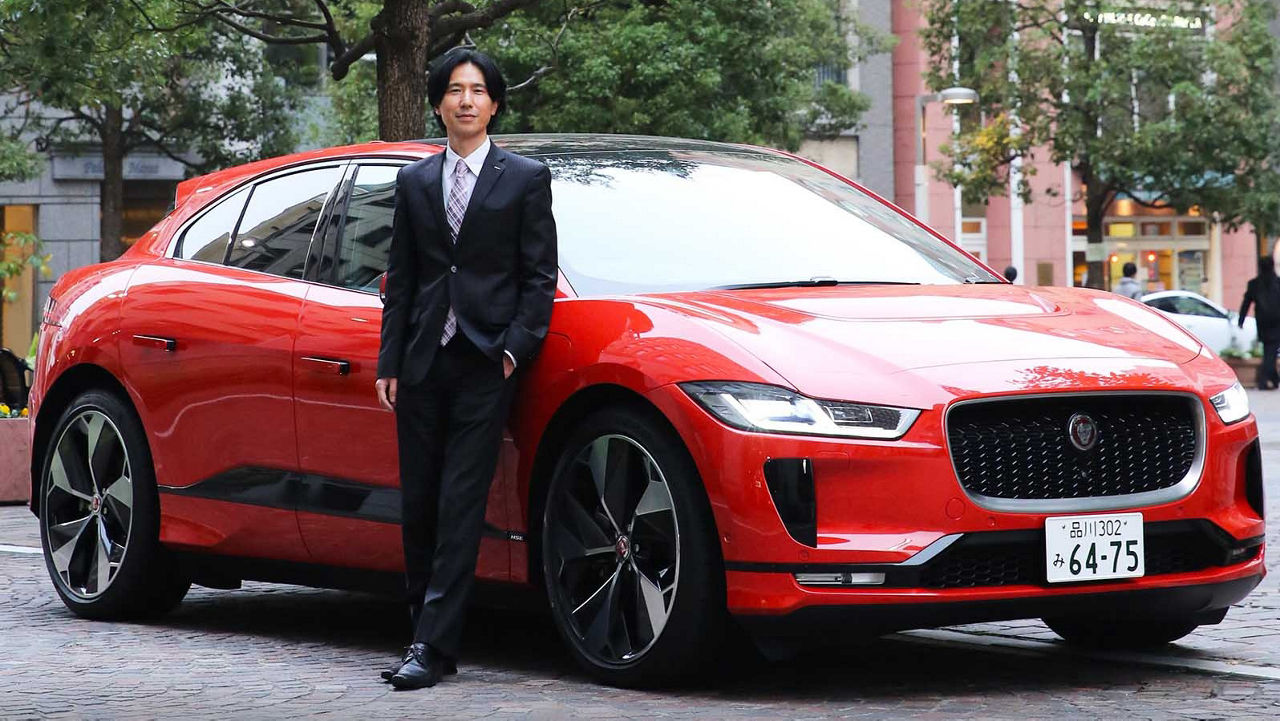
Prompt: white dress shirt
<box><xmin>442</xmin><ymin>137</ymin><xmax>490</xmax><ymax>209</ymax></box>
<box><xmin>441</xmin><ymin>137</ymin><xmax>516</xmax><ymax>369</ymax></box>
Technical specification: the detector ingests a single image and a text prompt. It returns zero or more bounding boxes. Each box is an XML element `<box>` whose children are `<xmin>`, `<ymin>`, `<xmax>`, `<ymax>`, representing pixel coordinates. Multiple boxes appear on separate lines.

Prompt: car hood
<box><xmin>638</xmin><ymin>284</ymin><xmax>1205</xmax><ymax>405</ymax></box>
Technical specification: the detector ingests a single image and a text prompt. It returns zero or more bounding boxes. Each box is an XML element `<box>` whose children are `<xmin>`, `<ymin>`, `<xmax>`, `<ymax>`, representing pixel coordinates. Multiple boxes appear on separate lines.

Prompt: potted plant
<box><xmin>0</xmin><ymin>228</ymin><xmax>46</xmax><ymax>504</ymax></box>
<box><xmin>0</xmin><ymin>398</ymin><xmax>30</xmax><ymax>504</ymax></box>
<box><xmin>1219</xmin><ymin>343</ymin><xmax>1263</xmax><ymax>387</ymax></box>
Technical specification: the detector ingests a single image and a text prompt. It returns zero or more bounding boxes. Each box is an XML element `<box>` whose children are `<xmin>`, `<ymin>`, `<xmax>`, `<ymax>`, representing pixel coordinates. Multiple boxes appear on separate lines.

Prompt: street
<box><xmin>2</xmin><ymin>390</ymin><xmax>1279</xmax><ymax>719</ymax></box>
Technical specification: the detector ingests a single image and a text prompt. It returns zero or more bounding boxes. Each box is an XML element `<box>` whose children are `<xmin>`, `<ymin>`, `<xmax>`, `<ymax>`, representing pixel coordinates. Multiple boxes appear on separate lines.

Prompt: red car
<box><xmin>28</xmin><ymin>136</ymin><xmax>1265</xmax><ymax>686</ymax></box>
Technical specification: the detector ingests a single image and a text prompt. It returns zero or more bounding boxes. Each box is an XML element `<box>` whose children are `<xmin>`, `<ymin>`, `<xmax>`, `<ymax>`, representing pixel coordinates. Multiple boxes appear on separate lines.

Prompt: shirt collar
<box><xmin>445</xmin><ymin>137</ymin><xmax>491</xmax><ymax>178</ymax></box>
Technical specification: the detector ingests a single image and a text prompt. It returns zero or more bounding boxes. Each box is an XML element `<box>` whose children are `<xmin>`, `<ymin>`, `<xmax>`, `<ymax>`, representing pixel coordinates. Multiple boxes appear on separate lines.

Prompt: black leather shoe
<box><xmin>390</xmin><ymin>643</ymin><xmax>446</xmax><ymax>690</ymax></box>
<box><xmin>382</xmin><ymin>647</ymin><xmax>456</xmax><ymax>681</ymax></box>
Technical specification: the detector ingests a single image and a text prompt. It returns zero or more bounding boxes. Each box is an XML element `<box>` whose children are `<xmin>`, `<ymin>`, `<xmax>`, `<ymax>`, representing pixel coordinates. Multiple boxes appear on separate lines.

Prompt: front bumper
<box><xmin>645</xmin><ymin>384</ymin><xmax>1266</xmax><ymax>620</ymax></box>
<box><xmin>734</xmin><ymin>572</ymin><xmax>1263</xmax><ymax>643</ymax></box>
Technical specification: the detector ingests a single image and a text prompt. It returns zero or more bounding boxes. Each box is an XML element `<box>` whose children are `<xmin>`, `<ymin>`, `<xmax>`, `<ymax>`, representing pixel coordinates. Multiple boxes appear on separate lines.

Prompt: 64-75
<box><xmin>1070</xmin><ymin>540</ymin><xmax>1140</xmax><ymax>575</ymax></box>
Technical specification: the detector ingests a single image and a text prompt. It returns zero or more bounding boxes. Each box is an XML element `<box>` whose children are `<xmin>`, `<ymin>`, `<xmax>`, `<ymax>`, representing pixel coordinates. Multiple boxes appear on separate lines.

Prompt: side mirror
<box><xmin>378</xmin><ymin>272</ymin><xmax>388</xmax><ymax>306</ymax></box>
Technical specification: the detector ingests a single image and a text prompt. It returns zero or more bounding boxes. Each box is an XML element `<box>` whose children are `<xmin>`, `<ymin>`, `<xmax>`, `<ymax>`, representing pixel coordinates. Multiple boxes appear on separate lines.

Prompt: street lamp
<box><xmin>914</xmin><ymin>86</ymin><xmax>978</xmax><ymax>225</ymax></box>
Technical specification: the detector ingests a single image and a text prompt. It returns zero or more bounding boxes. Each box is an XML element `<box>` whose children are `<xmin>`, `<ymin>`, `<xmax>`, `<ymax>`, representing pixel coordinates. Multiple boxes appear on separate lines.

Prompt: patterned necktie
<box><xmin>440</xmin><ymin>158</ymin><xmax>470</xmax><ymax>346</ymax></box>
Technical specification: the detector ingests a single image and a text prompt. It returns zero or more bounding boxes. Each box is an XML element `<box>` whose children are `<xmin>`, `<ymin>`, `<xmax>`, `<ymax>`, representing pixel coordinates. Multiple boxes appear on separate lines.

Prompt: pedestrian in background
<box><xmin>1240</xmin><ymin>255</ymin><xmax>1280</xmax><ymax>390</ymax></box>
<box><xmin>1003</xmin><ymin>265</ymin><xmax>1018</xmax><ymax>283</ymax></box>
<box><xmin>1115</xmin><ymin>261</ymin><xmax>1143</xmax><ymax>299</ymax></box>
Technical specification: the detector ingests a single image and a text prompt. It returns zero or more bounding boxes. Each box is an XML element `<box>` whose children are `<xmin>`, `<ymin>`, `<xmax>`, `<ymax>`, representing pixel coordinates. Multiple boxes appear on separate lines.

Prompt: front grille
<box><xmin>918</xmin><ymin>521</ymin><xmax>1251</xmax><ymax>589</ymax></box>
<box><xmin>947</xmin><ymin>394</ymin><xmax>1199</xmax><ymax>501</ymax></box>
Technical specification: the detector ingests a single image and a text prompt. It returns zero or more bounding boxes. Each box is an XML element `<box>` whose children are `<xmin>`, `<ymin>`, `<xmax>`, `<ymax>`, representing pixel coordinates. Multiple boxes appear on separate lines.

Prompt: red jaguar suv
<box><xmin>28</xmin><ymin>135</ymin><xmax>1265</xmax><ymax>686</ymax></box>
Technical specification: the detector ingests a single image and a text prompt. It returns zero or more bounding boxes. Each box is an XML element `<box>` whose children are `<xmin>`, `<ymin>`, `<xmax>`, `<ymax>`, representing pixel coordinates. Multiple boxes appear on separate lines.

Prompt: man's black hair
<box><xmin>1122</xmin><ymin>261</ymin><xmax>1137</xmax><ymax>277</ymax></box>
<box><xmin>427</xmin><ymin>47</ymin><xmax>507</xmax><ymax>132</ymax></box>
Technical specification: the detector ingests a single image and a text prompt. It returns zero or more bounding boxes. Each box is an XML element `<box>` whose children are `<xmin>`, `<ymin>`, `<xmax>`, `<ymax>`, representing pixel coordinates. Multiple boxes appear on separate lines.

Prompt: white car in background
<box><xmin>1142</xmin><ymin>290</ymin><xmax>1258</xmax><ymax>353</ymax></box>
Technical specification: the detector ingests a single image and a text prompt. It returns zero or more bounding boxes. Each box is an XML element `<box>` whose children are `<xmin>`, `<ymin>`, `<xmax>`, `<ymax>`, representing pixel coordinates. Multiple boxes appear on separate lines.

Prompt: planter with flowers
<box><xmin>1219</xmin><ymin>344</ymin><xmax>1263</xmax><ymax>388</ymax></box>
<box><xmin>0</xmin><ymin>403</ymin><xmax>30</xmax><ymax>503</ymax></box>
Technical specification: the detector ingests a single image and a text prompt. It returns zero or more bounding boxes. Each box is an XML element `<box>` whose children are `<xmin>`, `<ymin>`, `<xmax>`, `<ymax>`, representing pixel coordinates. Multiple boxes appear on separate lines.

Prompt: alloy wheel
<box><xmin>546</xmin><ymin>434</ymin><xmax>681</xmax><ymax>665</ymax></box>
<box><xmin>42</xmin><ymin>410</ymin><xmax>134</xmax><ymax>599</ymax></box>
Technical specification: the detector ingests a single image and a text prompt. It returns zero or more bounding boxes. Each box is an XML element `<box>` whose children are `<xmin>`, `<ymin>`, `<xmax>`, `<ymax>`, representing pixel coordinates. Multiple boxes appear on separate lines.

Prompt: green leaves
<box><xmin>0</xmin><ymin>231</ymin><xmax>51</xmax><ymax>303</ymax></box>
<box><xmin>482</xmin><ymin>0</ymin><xmax>891</xmax><ymax>150</ymax></box>
<box><xmin>0</xmin><ymin>0</ymin><xmax>302</xmax><ymax>173</ymax></box>
<box><xmin>920</xmin><ymin>0</ymin><xmax>1280</xmax><ymax>227</ymax></box>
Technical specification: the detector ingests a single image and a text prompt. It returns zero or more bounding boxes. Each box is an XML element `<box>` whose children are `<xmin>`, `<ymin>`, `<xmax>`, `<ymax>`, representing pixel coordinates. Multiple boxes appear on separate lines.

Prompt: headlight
<box><xmin>680</xmin><ymin>381</ymin><xmax>920</xmax><ymax>440</ymax></box>
<box><xmin>1210</xmin><ymin>382</ymin><xmax>1249</xmax><ymax>424</ymax></box>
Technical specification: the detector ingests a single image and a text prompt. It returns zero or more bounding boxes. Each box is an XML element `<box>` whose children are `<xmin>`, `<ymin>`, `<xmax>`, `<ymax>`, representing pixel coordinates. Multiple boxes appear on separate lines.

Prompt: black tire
<box><xmin>1043</xmin><ymin>614</ymin><xmax>1201</xmax><ymax>650</ymax></box>
<box><xmin>540</xmin><ymin>406</ymin><xmax>726</xmax><ymax>688</ymax></box>
<box><xmin>38</xmin><ymin>389</ymin><xmax>189</xmax><ymax>620</ymax></box>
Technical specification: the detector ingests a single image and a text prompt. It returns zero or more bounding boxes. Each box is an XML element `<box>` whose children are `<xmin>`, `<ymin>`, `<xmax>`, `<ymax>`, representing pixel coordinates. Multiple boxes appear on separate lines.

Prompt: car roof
<box><xmin>172</xmin><ymin>134</ymin><xmax>776</xmax><ymax>213</ymax></box>
<box><xmin>416</xmin><ymin>133</ymin><xmax>774</xmax><ymax>157</ymax></box>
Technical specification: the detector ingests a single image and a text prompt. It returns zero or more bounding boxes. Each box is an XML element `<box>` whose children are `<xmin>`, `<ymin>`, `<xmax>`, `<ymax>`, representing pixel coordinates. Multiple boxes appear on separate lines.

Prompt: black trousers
<box><xmin>396</xmin><ymin>332</ymin><xmax>516</xmax><ymax>658</ymax></box>
<box><xmin>1259</xmin><ymin>340</ymin><xmax>1280</xmax><ymax>390</ymax></box>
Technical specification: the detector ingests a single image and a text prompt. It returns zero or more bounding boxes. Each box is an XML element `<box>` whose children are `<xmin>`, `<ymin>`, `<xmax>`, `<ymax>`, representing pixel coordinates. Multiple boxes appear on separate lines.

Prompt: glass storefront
<box><xmin>1071</xmin><ymin>198</ymin><xmax>1209</xmax><ymax>294</ymax></box>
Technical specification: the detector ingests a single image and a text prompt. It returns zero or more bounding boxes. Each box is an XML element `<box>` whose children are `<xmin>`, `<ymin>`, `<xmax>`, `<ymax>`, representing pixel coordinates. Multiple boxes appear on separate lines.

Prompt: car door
<box><xmin>119</xmin><ymin>163</ymin><xmax>345</xmax><ymax>562</ymax></box>
<box><xmin>292</xmin><ymin>161</ymin><xmax>514</xmax><ymax>578</ymax></box>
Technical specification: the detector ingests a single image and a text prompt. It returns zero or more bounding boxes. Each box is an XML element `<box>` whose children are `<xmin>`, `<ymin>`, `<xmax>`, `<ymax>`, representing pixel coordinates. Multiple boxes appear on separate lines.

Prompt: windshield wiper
<box><xmin>962</xmin><ymin>274</ymin><xmax>1004</xmax><ymax>284</ymax></box>
<box><xmin>711</xmin><ymin>278</ymin><xmax>923</xmax><ymax>290</ymax></box>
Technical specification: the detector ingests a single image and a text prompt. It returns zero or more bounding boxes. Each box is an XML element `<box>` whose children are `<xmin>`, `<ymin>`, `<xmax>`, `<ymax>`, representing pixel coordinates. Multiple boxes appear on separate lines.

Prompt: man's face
<box><xmin>435</xmin><ymin>62</ymin><xmax>497</xmax><ymax>143</ymax></box>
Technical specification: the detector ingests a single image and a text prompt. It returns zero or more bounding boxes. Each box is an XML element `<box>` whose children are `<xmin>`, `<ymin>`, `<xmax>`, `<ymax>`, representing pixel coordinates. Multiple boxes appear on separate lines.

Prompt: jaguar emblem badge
<box><xmin>1067</xmin><ymin>413</ymin><xmax>1098</xmax><ymax>451</ymax></box>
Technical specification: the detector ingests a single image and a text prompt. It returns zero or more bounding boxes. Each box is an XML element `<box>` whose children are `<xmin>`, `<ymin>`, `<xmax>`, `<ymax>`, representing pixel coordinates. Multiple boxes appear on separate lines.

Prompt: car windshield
<box><xmin>541</xmin><ymin>149</ymin><xmax>1000</xmax><ymax>296</ymax></box>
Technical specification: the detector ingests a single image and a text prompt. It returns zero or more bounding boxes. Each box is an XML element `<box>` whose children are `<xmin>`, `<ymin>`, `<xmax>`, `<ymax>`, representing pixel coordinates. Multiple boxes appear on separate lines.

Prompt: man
<box><xmin>374</xmin><ymin>47</ymin><xmax>557</xmax><ymax>690</ymax></box>
<box><xmin>1115</xmin><ymin>261</ymin><xmax>1143</xmax><ymax>299</ymax></box>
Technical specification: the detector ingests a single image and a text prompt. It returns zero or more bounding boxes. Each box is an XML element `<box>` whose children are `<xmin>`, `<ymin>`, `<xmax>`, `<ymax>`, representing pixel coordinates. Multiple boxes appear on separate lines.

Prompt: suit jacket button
<box><xmin>450</xmin><ymin>265</ymin><xmax>458</xmax><ymax>273</ymax></box>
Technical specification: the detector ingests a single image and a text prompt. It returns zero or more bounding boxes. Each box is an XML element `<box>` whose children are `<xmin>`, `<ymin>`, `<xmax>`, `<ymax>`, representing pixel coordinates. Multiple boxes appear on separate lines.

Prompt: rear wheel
<box><xmin>541</xmin><ymin>406</ymin><xmax>725</xmax><ymax>687</ymax></box>
<box><xmin>1043</xmin><ymin>614</ymin><xmax>1202</xmax><ymax>649</ymax></box>
<box><xmin>39</xmin><ymin>390</ymin><xmax>189</xmax><ymax>619</ymax></box>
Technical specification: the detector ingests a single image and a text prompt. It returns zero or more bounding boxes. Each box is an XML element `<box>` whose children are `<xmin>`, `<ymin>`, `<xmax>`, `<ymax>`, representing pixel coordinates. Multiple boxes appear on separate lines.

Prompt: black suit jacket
<box><xmin>378</xmin><ymin>144</ymin><xmax>558</xmax><ymax>386</ymax></box>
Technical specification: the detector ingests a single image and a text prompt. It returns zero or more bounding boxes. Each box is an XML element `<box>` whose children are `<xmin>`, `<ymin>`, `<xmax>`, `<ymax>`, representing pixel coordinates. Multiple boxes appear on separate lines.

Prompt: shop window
<box><xmin>1072</xmin><ymin>220</ymin><xmax>1088</xmax><ymax>236</ymax></box>
<box><xmin>1107</xmin><ymin>222</ymin><xmax>1135</xmax><ymax>237</ymax></box>
<box><xmin>1140</xmin><ymin>221</ymin><xmax>1172</xmax><ymax>236</ymax></box>
<box><xmin>123</xmin><ymin>180</ymin><xmax>178</xmax><ymax>246</ymax></box>
<box><xmin>1178</xmin><ymin>220</ymin><xmax>1207</xmax><ymax>236</ymax></box>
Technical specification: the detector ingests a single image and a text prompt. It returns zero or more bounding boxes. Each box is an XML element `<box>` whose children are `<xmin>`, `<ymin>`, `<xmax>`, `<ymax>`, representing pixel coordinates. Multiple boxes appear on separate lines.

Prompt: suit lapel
<box><xmin>456</xmin><ymin>144</ymin><xmax>507</xmax><ymax>242</ymax></box>
<box><xmin>421</xmin><ymin>152</ymin><xmax>448</xmax><ymax>245</ymax></box>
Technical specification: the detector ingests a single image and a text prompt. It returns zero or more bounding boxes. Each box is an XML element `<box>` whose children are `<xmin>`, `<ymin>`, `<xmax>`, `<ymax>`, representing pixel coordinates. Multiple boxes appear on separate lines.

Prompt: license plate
<box><xmin>1045</xmin><ymin>512</ymin><xmax>1144</xmax><ymax>583</ymax></box>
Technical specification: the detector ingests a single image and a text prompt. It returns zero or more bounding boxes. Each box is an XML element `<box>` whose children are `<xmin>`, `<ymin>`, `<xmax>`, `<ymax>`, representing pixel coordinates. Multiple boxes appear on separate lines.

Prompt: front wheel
<box><xmin>39</xmin><ymin>390</ymin><xmax>189</xmax><ymax>620</ymax></box>
<box><xmin>1043</xmin><ymin>614</ymin><xmax>1202</xmax><ymax>650</ymax></box>
<box><xmin>541</xmin><ymin>406</ymin><xmax>725</xmax><ymax>687</ymax></box>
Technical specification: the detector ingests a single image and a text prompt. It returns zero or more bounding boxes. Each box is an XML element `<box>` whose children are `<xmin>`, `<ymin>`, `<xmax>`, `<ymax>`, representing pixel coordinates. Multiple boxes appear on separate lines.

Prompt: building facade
<box><xmin>801</xmin><ymin>1</ymin><xmax>1266</xmax><ymax>315</ymax></box>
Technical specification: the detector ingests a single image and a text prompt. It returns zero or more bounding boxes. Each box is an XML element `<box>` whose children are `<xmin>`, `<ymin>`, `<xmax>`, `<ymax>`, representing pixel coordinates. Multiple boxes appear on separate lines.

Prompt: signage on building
<box><xmin>1082</xmin><ymin>9</ymin><xmax>1205</xmax><ymax>32</ymax></box>
<box><xmin>51</xmin><ymin>154</ymin><xmax>188</xmax><ymax>181</ymax></box>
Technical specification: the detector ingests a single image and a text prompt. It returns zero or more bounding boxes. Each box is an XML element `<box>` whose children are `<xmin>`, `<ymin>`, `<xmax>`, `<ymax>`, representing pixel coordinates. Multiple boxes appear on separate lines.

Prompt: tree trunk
<box><xmin>99</xmin><ymin>105</ymin><xmax>126</xmax><ymax>262</ymax></box>
<box><xmin>375</xmin><ymin>0</ymin><xmax>432</xmax><ymax>141</ymax></box>
<box><xmin>1083</xmin><ymin>169</ymin><xmax>1110</xmax><ymax>291</ymax></box>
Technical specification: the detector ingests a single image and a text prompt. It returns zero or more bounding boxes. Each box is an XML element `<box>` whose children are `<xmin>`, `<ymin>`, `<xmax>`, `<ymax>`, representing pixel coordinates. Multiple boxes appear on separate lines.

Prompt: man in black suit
<box><xmin>374</xmin><ymin>48</ymin><xmax>557</xmax><ymax>690</ymax></box>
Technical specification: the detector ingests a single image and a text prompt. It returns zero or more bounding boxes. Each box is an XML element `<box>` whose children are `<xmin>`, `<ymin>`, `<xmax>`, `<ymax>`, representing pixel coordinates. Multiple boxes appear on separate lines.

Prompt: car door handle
<box><xmin>132</xmin><ymin>334</ymin><xmax>177</xmax><ymax>352</ymax></box>
<box><xmin>300</xmin><ymin>356</ymin><xmax>351</xmax><ymax>376</ymax></box>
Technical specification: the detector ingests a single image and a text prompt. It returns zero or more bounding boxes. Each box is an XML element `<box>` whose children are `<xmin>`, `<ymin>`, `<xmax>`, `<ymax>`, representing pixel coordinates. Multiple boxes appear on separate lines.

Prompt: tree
<box><xmin>174</xmin><ymin>0</ymin><xmax>542</xmax><ymax>141</ymax></box>
<box><xmin>488</xmin><ymin>0</ymin><xmax>889</xmax><ymax>150</ymax></box>
<box><xmin>0</xmin><ymin>1</ymin><xmax>300</xmax><ymax>261</ymax></box>
<box><xmin>919</xmin><ymin>0</ymin><xmax>1280</xmax><ymax>287</ymax></box>
<box><xmin>315</xmin><ymin>0</ymin><xmax>892</xmax><ymax>151</ymax></box>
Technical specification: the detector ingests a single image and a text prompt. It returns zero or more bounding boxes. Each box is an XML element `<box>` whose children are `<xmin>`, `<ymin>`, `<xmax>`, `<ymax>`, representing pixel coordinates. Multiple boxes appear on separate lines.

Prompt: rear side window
<box><xmin>333</xmin><ymin>164</ymin><xmax>400</xmax><ymax>292</ymax></box>
<box><xmin>227</xmin><ymin>166</ymin><xmax>343</xmax><ymax>279</ymax></box>
<box><xmin>176</xmin><ymin>187</ymin><xmax>250</xmax><ymax>263</ymax></box>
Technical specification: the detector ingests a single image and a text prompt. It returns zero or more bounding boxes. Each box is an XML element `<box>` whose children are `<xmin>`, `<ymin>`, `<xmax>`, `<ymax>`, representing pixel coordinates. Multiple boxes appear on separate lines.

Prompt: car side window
<box><xmin>1172</xmin><ymin>296</ymin><xmax>1225</xmax><ymax>318</ymax></box>
<box><xmin>1146</xmin><ymin>297</ymin><xmax>1176</xmax><ymax>313</ymax></box>
<box><xmin>176</xmin><ymin>187</ymin><xmax>250</xmax><ymax>263</ymax></box>
<box><xmin>333</xmin><ymin>164</ymin><xmax>400</xmax><ymax>292</ymax></box>
<box><xmin>227</xmin><ymin>166</ymin><xmax>344</xmax><ymax>279</ymax></box>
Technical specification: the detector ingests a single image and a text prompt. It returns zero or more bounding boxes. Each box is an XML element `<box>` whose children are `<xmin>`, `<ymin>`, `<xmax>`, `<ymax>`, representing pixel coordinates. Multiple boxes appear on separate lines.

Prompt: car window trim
<box><xmin>319</xmin><ymin>160</ymin><xmax>410</xmax><ymax>294</ymax></box>
<box><xmin>225</xmin><ymin>163</ymin><xmax>350</xmax><ymax>279</ymax></box>
<box><xmin>168</xmin><ymin>159</ymin><xmax>351</xmax><ymax>264</ymax></box>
